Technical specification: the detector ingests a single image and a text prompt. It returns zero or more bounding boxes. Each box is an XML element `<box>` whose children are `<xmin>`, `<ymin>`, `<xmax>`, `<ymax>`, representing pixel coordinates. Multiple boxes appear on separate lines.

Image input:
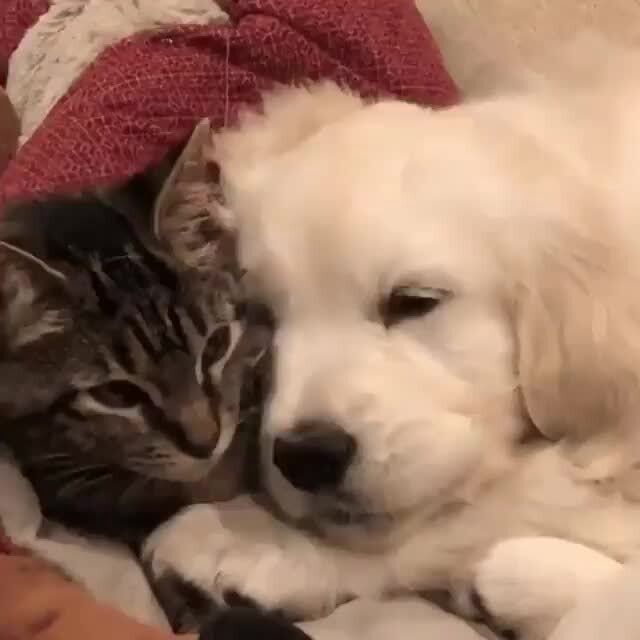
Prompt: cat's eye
<box><xmin>89</xmin><ymin>380</ymin><xmax>150</xmax><ymax>409</ymax></box>
<box><xmin>382</xmin><ymin>286</ymin><xmax>448</xmax><ymax>327</ymax></box>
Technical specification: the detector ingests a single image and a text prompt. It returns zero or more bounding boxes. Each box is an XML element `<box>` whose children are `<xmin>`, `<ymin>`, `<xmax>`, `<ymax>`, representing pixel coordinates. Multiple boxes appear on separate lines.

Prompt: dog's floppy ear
<box><xmin>213</xmin><ymin>82</ymin><xmax>365</xmax><ymax>197</ymax></box>
<box><xmin>512</xmin><ymin>214</ymin><xmax>640</xmax><ymax>443</ymax></box>
<box><xmin>154</xmin><ymin>118</ymin><xmax>236</xmax><ymax>275</ymax></box>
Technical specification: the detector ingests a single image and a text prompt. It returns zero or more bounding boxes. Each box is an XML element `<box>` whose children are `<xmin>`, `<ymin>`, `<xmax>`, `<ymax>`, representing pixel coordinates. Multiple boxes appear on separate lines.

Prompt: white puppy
<box><xmin>146</xmin><ymin>45</ymin><xmax>640</xmax><ymax>640</ymax></box>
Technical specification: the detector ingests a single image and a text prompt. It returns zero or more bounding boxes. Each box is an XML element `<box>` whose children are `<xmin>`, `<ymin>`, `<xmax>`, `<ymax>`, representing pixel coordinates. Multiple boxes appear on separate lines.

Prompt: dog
<box><xmin>145</xmin><ymin>43</ymin><xmax>640</xmax><ymax>640</ymax></box>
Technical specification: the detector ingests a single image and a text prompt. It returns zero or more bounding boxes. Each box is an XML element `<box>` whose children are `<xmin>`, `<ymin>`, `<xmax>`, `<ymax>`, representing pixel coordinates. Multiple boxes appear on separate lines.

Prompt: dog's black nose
<box><xmin>273</xmin><ymin>420</ymin><xmax>356</xmax><ymax>493</ymax></box>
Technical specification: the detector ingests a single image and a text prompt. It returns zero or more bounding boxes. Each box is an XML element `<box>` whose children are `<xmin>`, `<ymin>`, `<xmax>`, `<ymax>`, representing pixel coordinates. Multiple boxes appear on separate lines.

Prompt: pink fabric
<box><xmin>0</xmin><ymin>0</ymin><xmax>459</xmax><ymax>205</ymax></box>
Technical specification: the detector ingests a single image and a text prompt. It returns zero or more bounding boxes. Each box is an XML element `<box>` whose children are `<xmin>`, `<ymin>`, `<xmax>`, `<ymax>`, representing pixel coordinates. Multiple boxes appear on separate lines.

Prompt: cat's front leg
<box><xmin>143</xmin><ymin>496</ymin><xmax>389</xmax><ymax>629</ymax></box>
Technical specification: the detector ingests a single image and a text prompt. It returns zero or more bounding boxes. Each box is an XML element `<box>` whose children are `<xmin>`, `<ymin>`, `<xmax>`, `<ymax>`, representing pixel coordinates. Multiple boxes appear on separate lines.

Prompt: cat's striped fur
<box><xmin>0</xmin><ymin>122</ymin><xmax>272</xmax><ymax>543</ymax></box>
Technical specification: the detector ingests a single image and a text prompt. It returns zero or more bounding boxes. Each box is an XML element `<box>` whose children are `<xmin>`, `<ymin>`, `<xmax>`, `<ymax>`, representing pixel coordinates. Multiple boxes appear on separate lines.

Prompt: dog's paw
<box><xmin>199</xmin><ymin>607</ymin><xmax>314</xmax><ymax>640</ymax></box>
<box><xmin>143</xmin><ymin>498</ymin><xmax>341</xmax><ymax>622</ymax></box>
<box><xmin>453</xmin><ymin>537</ymin><xmax>621</xmax><ymax>640</ymax></box>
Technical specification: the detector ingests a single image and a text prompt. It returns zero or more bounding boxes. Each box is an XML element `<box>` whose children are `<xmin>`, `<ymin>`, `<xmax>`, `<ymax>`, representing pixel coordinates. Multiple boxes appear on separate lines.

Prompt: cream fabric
<box><xmin>415</xmin><ymin>0</ymin><xmax>640</xmax><ymax>97</ymax></box>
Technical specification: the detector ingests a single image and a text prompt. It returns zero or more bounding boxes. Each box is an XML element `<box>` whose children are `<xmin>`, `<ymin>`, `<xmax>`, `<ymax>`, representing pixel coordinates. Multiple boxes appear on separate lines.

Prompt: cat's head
<box><xmin>0</xmin><ymin>121</ymin><xmax>272</xmax><ymax>526</ymax></box>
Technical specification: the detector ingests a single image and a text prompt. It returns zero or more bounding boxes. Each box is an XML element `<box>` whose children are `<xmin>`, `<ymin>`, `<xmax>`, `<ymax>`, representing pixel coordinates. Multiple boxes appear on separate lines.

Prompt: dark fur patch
<box><xmin>148</xmin><ymin>569</ymin><xmax>220</xmax><ymax>633</ymax></box>
<box><xmin>469</xmin><ymin>588</ymin><xmax>518</xmax><ymax>640</ymax></box>
<box><xmin>199</xmin><ymin>608</ymin><xmax>313</xmax><ymax>640</ymax></box>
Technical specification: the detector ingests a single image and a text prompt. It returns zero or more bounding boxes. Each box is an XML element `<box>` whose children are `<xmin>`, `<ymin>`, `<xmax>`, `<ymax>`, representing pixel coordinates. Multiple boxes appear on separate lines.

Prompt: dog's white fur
<box><xmin>146</xmin><ymin>42</ymin><xmax>640</xmax><ymax>639</ymax></box>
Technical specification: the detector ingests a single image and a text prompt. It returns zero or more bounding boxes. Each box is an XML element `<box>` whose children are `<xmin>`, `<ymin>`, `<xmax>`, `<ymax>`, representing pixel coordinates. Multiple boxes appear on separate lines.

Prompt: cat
<box><xmin>0</xmin><ymin>120</ymin><xmax>272</xmax><ymax>549</ymax></box>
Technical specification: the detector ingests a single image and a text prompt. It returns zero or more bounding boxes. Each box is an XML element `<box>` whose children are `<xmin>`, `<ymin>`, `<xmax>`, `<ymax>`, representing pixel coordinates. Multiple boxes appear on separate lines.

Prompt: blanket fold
<box><xmin>0</xmin><ymin>0</ymin><xmax>458</xmax><ymax>204</ymax></box>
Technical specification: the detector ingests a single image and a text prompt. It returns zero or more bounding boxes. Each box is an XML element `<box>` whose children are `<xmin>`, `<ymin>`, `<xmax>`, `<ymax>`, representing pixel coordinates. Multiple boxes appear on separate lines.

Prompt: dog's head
<box><xmin>213</xmin><ymin>82</ymin><xmax>640</xmax><ymax>548</ymax></box>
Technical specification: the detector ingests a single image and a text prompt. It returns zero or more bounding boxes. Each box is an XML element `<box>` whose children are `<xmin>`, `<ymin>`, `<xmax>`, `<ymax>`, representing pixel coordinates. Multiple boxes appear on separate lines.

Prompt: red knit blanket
<box><xmin>0</xmin><ymin>0</ymin><xmax>458</xmax><ymax>204</ymax></box>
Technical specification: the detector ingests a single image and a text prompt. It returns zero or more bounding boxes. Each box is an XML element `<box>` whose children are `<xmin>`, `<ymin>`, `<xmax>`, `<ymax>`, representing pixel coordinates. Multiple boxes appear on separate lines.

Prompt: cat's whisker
<box><xmin>48</xmin><ymin>463</ymin><xmax>111</xmax><ymax>483</ymax></box>
<box><xmin>58</xmin><ymin>469</ymin><xmax>113</xmax><ymax>498</ymax></box>
<box><xmin>102</xmin><ymin>254</ymin><xmax>138</xmax><ymax>265</ymax></box>
<box><xmin>30</xmin><ymin>451</ymin><xmax>74</xmax><ymax>463</ymax></box>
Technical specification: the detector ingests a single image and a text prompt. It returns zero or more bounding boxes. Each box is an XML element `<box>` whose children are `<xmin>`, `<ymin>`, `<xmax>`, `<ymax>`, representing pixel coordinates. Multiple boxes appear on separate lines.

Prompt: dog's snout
<box><xmin>273</xmin><ymin>419</ymin><xmax>356</xmax><ymax>493</ymax></box>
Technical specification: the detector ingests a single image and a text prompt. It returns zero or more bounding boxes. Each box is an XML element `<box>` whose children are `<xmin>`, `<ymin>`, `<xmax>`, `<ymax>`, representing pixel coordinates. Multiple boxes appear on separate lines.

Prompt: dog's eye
<box><xmin>89</xmin><ymin>381</ymin><xmax>150</xmax><ymax>409</ymax></box>
<box><xmin>382</xmin><ymin>286</ymin><xmax>446</xmax><ymax>327</ymax></box>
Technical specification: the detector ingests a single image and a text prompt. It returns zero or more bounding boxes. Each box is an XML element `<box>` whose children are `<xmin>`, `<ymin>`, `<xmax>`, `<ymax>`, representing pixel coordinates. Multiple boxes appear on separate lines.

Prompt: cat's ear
<box><xmin>154</xmin><ymin>118</ymin><xmax>236</xmax><ymax>274</ymax></box>
<box><xmin>0</xmin><ymin>241</ymin><xmax>70</xmax><ymax>352</ymax></box>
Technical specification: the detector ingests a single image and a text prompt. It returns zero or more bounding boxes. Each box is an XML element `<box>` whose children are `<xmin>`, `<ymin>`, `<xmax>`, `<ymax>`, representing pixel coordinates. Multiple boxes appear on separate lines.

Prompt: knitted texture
<box><xmin>0</xmin><ymin>0</ymin><xmax>458</xmax><ymax>203</ymax></box>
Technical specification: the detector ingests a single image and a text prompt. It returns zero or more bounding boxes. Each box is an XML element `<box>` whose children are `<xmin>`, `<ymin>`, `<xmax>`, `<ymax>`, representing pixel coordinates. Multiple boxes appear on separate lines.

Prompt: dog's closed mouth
<box><xmin>320</xmin><ymin>504</ymin><xmax>392</xmax><ymax>528</ymax></box>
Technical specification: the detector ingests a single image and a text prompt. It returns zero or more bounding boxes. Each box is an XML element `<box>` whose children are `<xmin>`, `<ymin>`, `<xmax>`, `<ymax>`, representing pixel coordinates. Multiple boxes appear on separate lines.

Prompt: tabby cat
<box><xmin>0</xmin><ymin>121</ymin><xmax>272</xmax><ymax>544</ymax></box>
